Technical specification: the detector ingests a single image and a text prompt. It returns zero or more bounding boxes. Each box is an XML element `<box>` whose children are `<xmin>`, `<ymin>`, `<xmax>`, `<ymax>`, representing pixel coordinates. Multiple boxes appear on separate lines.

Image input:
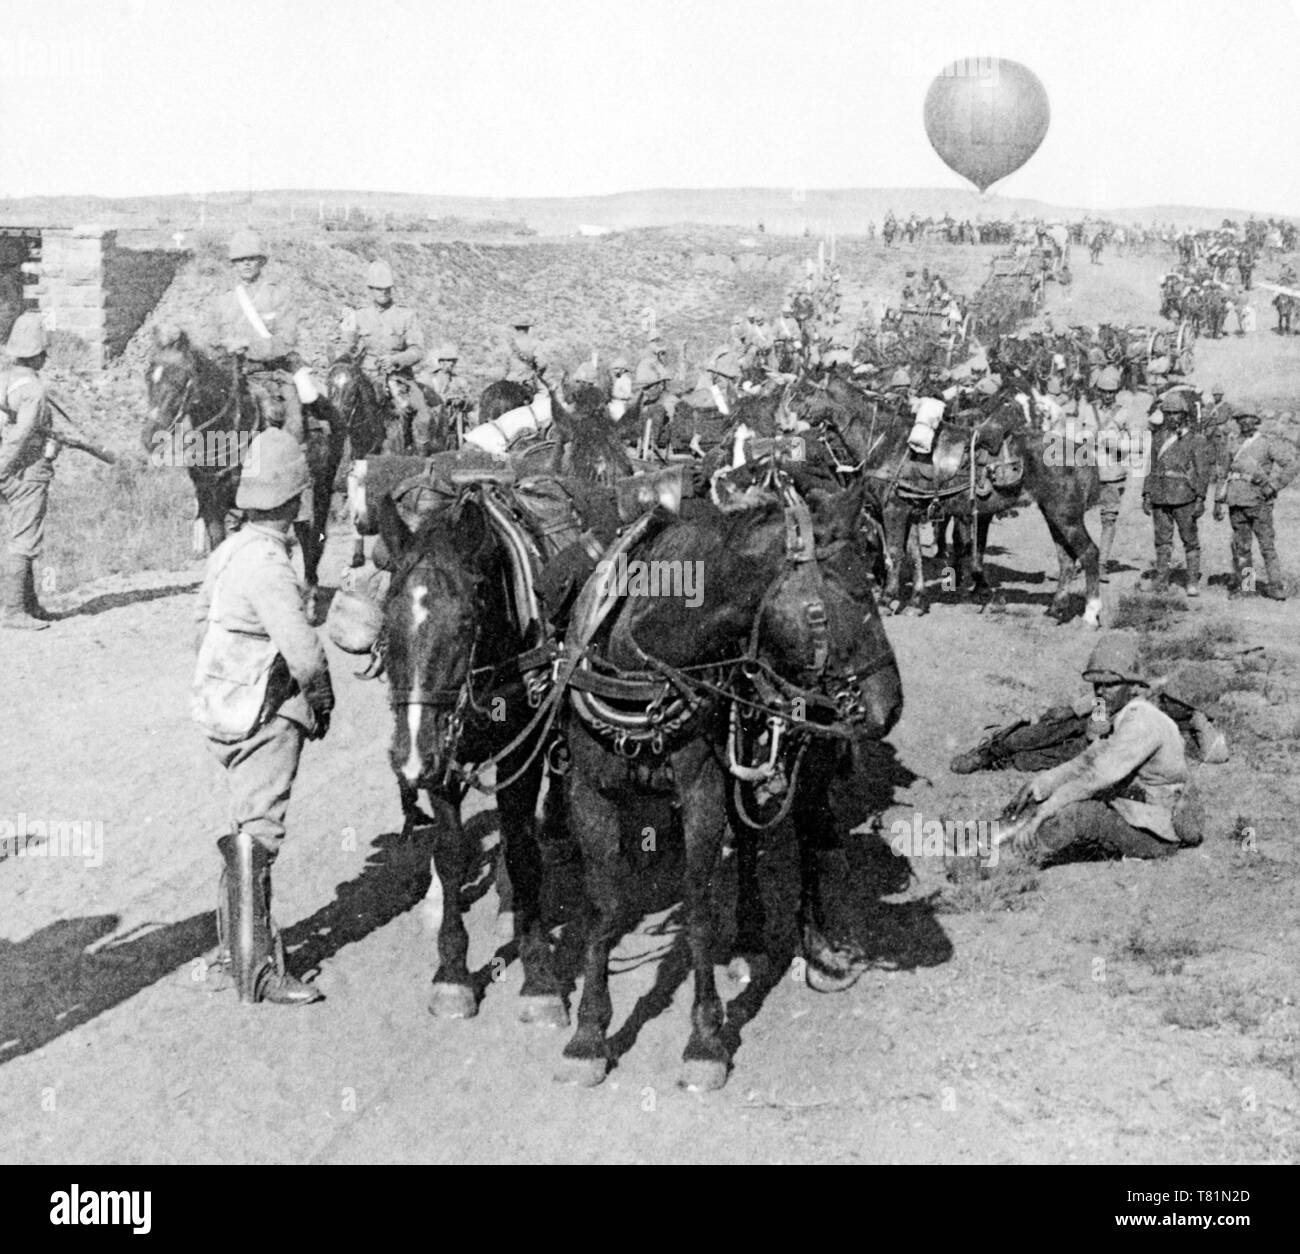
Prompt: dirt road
<box><xmin>2</xmin><ymin>250</ymin><xmax>1297</xmax><ymax>1164</ymax></box>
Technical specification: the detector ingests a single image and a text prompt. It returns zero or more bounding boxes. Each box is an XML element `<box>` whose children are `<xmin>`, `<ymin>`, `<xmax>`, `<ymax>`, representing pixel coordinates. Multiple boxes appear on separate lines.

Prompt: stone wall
<box><xmin>37</xmin><ymin>226</ymin><xmax>184</xmax><ymax>368</ymax></box>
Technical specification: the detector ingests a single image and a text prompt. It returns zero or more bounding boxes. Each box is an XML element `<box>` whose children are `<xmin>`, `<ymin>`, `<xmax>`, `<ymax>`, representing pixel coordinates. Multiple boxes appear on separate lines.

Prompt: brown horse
<box><xmin>141</xmin><ymin>329</ymin><xmax>345</xmax><ymax>622</ymax></box>
<box><xmin>804</xmin><ymin>373</ymin><xmax>1103</xmax><ymax>626</ymax></box>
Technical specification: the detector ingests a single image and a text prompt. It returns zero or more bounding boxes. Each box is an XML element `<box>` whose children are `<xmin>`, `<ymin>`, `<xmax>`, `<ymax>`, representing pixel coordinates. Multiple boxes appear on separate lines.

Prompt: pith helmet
<box><xmin>366</xmin><ymin>260</ymin><xmax>394</xmax><ymax>288</ymax></box>
<box><xmin>635</xmin><ymin>357</ymin><xmax>670</xmax><ymax>389</ymax></box>
<box><xmin>610</xmin><ymin>355</ymin><xmax>630</xmax><ymax>373</ymax></box>
<box><xmin>1234</xmin><ymin>405</ymin><xmax>1260</xmax><ymax>426</ymax></box>
<box><xmin>435</xmin><ymin>342</ymin><xmax>459</xmax><ymax>361</ymax></box>
<box><xmin>1211</xmin><ymin>384</ymin><xmax>1224</xmax><ymax>397</ymax></box>
<box><xmin>1082</xmin><ymin>634</ymin><xmax>1147</xmax><ymax>685</ymax></box>
<box><xmin>1096</xmin><ymin>365</ymin><xmax>1122</xmax><ymax>391</ymax></box>
<box><xmin>5</xmin><ymin>312</ymin><xmax>48</xmax><ymax>359</ymax></box>
<box><xmin>889</xmin><ymin>366</ymin><xmax>911</xmax><ymax>389</ymax></box>
<box><xmin>228</xmin><ymin>228</ymin><xmax>267</xmax><ymax>261</ymax></box>
<box><xmin>510</xmin><ymin>314</ymin><xmax>533</xmax><ymax>329</ymax></box>
<box><xmin>236</xmin><ymin>429</ymin><xmax>311</xmax><ymax>510</ymax></box>
<box><xmin>1159</xmin><ymin>390</ymin><xmax>1189</xmax><ymax>414</ymax></box>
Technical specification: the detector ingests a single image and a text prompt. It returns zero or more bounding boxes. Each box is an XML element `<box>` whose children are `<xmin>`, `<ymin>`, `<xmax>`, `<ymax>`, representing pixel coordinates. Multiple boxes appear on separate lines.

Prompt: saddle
<box><xmin>895</xmin><ymin>425</ymin><xmax>1024</xmax><ymax>500</ymax></box>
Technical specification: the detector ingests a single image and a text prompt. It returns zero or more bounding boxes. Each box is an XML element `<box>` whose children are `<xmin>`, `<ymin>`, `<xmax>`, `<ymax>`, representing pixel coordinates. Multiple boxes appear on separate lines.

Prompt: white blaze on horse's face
<box><xmin>152</xmin><ymin>366</ymin><xmax>164</xmax><ymax>384</ymax></box>
<box><xmin>401</xmin><ymin>584</ymin><xmax>431</xmax><ymax>784</ymax></box>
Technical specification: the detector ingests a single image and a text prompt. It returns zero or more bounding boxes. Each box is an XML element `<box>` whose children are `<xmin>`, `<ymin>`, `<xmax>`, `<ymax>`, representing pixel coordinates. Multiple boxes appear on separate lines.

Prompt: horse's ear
<box><xmin>377</xmin><ymin>492</ymin><xmax>412</xmax><ymax>560</ymax></box>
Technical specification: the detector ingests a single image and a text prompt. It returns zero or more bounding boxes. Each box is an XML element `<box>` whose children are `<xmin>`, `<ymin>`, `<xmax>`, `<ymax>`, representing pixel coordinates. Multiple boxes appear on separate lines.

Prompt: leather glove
<box><xmin>1141</xmin><ymin>498</ymin><xmax>1152</xmax><ymax>516</ymax></box>
<box><xmin>684</xmin><ymin>462</ymin><xmax>706</xmax><ymax>497</ymax></box>
<box><xmin>1213</xmin><ymin>502</ymin><xmax>1225</xmax><ymax>521</ymax></box>
<box><xmin>303</xmin><ymin>669</ymin><xmax>335</xmax><ymax>739</ymax></box>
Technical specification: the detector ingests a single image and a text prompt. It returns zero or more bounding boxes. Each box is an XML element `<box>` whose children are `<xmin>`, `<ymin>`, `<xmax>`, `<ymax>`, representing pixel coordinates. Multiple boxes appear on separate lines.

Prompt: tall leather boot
<box><xmin>1262</xmin><ymin>554</ymin><xmax>1288</xmax><ymax>601</ymax></box>
<box><xmin>0</xmin><ymin>557</ymin><xmax>49</xmax><ymax>630</ymax></box>
<box><xmin>217</xmin><ymin>831</ymin><xmax>322</xmax><ymax>1006</ymax></box>
<box><xmin>1099</xmin><ymin>519</ymin><xmax>1117</xmax><ymax>580</ymax></box>
<box><xmin>22</xmin><ymin>560</ymin><xmax>55</xmax><ymax>621</ymax></box>
<box><xmin>1185</xmin><ymin>551</ymin><xmax>1201</xmax><ymax>598</ymax></box>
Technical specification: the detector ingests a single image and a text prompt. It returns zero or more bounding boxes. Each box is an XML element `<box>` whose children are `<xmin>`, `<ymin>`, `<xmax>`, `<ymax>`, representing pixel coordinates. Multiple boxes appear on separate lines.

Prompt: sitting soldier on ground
<box><xmin>996</xmin><ymin>636</ymin><xmax>1208</xmax><ymax>864</ymax></box>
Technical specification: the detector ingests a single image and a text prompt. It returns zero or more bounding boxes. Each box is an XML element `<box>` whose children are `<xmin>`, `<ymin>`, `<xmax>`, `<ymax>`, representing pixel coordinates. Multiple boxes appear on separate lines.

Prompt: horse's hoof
<box><xmin>519</xmin><ymin>996</ymin><xmax>569</xmax><ymax>1029</ymax></box>
<box><xmin>554</xmin><ymin>1055</ymin><xmax>608</xmax><ymax>1087</ymax></box>
<box><xmin>495</xmin><ymin>910</ymin><xmax>516</xmax><ymax>943</ymax></box>
<box><xmin>678</xmin><ymin>1059</ymin><xmax>729</xmax><ymax>1093</ymax></box>
<box><xmin>428</xmin><ymin>982</ymin><xmax>478</xmax><ymax>1019</ymax></box>
<box><xmin>349</xmin><ymin>552</ymin><xmax>365</xmax><ymax>570</ymax></box>
<box><xmin>806</xmin><ymin>961</ymin><xmax>866</xmax><ymax>994</ymax></box>
<box><xmin>884</xmin><ymin>599</ymin><xmax>901</xmax><ymax>617</ymax></box>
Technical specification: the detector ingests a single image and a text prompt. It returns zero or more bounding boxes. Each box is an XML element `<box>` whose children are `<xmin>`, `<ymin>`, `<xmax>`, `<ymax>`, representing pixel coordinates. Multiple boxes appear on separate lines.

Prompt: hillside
<box><xmin>3</xmin><ymin>187</ymin><xmax>1292</xmax><ymax>242</ymax></box>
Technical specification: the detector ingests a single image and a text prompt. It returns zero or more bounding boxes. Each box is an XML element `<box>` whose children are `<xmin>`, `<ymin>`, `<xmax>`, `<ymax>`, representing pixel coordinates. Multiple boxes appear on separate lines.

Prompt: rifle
<box><xmin>49</xmin><ymin>428</ymin><xmax>117</xmax><ymax>464</ymax></box>
<box><xmin>43</xmin><ymin>396</ymin><xmax>117</xmax><ymax>463</ymax></box>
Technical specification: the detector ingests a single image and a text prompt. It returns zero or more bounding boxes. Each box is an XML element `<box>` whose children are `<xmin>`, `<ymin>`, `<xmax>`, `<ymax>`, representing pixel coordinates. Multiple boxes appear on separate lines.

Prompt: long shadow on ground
<box><xmin>0</xmin><ymin>812</ymin><xmax>499</xmax><ymax>1068</ymax></box>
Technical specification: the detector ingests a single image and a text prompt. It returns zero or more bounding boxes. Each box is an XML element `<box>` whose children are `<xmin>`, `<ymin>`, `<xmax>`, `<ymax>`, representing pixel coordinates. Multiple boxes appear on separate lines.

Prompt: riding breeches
<box><xmin>1098</xmin><ymin>479</ymin><xmax>1125</xmax><ymax>526</ymax></box>
<box><xmin>0</xmin><ymin>461</ymin><xmax>52</xmax><ymax>559</ymax></box>
<box><xmin>1151</xmin><ymin>503</ymin><xmax>1200</xmax><ymax>556</ymax></box>
<box><xmin>1229</xmin><ymin>504</ymin><xmax>1280</xmax><ymax>576</ymax></box>
<box><xmin>205</xmin><ymin>714</ymin><xmax>306</xmax><ymax>855</ymax></box>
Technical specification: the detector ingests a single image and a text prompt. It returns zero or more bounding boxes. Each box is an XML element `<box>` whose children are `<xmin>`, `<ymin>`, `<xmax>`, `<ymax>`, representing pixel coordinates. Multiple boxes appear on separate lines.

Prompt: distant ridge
<box><xmin>1</xmin><ymin>187</ymin><xmax>1291</xmax><ymax>237</ymax></box>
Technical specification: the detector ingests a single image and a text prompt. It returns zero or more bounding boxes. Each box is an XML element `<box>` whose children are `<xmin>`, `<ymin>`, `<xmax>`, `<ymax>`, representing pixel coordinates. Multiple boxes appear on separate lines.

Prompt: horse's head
<box><xmin>141</xmin><ymin>327</ymin><xmax>199</xmax><ymax>452</ymax></box>
<box><xmin>378</xmin><ymin>491</ymin><xmax>506</xmax><ymax>791</ymax></box>
<box><xmin>326</xmin><ymin>356</ymin><xmax>384</xmax><ymax>452</ymax></box>
<box><xmin>754</xmin><ymin>484</ymin><xmax>902</xmax><ymax>740</ymax></box>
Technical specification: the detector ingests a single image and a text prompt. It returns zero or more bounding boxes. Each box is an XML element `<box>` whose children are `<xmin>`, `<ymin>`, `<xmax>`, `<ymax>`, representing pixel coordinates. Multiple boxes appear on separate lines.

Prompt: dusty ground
<box><xmin>2</xmin><ymin>242</ymin><xmax>1297</xmax><ymax>1164</ymax></box>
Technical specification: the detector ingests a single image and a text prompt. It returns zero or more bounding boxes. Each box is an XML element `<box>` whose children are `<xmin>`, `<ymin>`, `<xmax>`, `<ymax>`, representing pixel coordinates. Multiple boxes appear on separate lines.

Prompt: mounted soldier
<box><xmin>1214</xmin><ymin>406</ymin><xmax>1294</xmax><ymax>601</ymax></box>
<box><xmin>200</xmin><ymin>229</ymin><xmax>321</xmax><ymax>447</ymax></box>
<box><xmin>193</xmin><ymin>428</ymin><xmax>334</xmax><ymax>1006</ymax></box>
<box><xmin>1141</xmin><ymin>391</ymin><xmax>1214</xmax><ymax>596</ymax></box>
<box><xmin>501</xmin><ymin>314</ymin><xmax>543</xmax><ymax>389</ymax></box>
<box><xmin>425</xmin><ymin>341</ymin><xmax>473</xmax><ymax>436</ymax></box>
<box><xmin>336</xmin><ymin>261</ymin><xmax>432</xmax><ymax>455</ymax></box>
<box><xmin>0</xmin><ymin>312</ymin><xmax>56</xmax><ymax>629</ymax></box>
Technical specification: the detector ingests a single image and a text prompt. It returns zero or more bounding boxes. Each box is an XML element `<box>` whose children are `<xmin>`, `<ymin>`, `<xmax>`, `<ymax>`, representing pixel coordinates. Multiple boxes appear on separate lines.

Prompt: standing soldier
<box><xmin>1141</xmin><ymin>392</ymin><xmax>1214</xmax><ymax>596</ymax></box>
<box><xmin>336</xmin><ymin>261</ymin><xmax>431</xmax><ymax>454</ymax></box>
<box><xmin>502</xmin><ymin>314</ymin><xmax>542</xmax><ymax>388</ymax></box>
<box><xmin>1199</xmin><ymin>384</ymin><xmax>1233</xmax><ymax>487</ymax></box>
<box><xmin>201</xmin><ymin>230</ymin><xmax>319</xmax><ymax>445</ymax></box>
<box><xmin>1214</xmin><ymin>407</ymin><xmax>1294</xmax><ymax>601</ymax></box>
<box><xmin>0</xmin><ymin>312</ymin><xmax>56</xmax><ymax>630</ymax></box>
<box><xmin>192</xmin><ymin>428</ymin><xmax>334</xmax><ymax>1006</ymax></box>
<box><xmin>1079</xmin><ymin>366</ymin><xmax>1136</xmax><ymax>577</ymax></box>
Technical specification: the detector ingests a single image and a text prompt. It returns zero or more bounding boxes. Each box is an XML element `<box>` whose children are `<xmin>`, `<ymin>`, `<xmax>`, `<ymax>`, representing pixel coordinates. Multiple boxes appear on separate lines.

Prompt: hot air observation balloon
<box><xmin>923</xmin><ymin>58</ymin><xmax>1050</xmax><ymax>193</ymax></box>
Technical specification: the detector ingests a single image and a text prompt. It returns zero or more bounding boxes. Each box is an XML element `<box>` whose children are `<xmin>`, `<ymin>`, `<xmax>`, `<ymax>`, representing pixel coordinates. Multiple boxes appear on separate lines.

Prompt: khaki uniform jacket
<box><xmin>337</xmin><ymin>304</ymin><xmax>426</xmax><ymax>376</ymax></box>
<box><xmin>192</xmin><ymin>524</ymin><xmax>329</xmax><ymax>740</ymax></box>
<box><xmin>1081</xmin><ymin>397</ymin><xmax>1136</xmax><ymax>483</ymax></box>
<box><xmin>1218</xmin><ymin>431</ymin><xmax>1296</xmax><ymax>507</ymax></box>
<box><xmin>426</xmin><ymin>367</ymin><xmax>471</xmax><ymax>406</ymax></box>
<box><xmin>502</xmin><ymin>332</ymin><xmax>540</xmax><ymax>383</ymax></box>
<box><xmin>0</xmin><ymin>366</ymin><xmax>52</xmax><ymax>479</ymax></box>
<box><xmin>1142</xmin><ymin>430</ymin><xmax>1213</xmax><ymax>507</ymax></box>
<box><xmin>201</xmin><ymin>277</ymin><xmax>299</xmax><ymax>365</ymax></box>
<box><xmin>1032</xmin><ymin>697</ymin><xmax>1189</xmax><ymax>841</ymax></box>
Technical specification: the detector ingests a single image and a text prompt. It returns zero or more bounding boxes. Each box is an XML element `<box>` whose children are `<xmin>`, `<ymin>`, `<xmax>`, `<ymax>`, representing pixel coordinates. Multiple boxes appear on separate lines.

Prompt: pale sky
<box><xmin>1</xmin><ymin>0</ymin><xmax>1298</xmax><ymax>214</ymax></box>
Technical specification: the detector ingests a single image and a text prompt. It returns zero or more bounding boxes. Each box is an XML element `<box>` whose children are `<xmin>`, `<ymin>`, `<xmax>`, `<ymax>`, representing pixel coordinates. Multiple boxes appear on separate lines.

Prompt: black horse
<box><xmin>556</xmin><ymin>487</ymin><xmax>902</xmax><ymax>1090</ymax></box>
<box><xmin>376</xmin><ymin>487</ymin><xmax>566</xmax><ymax>1028</ymax></box>
<box><xmin>805</xmin><ymin>373</ymin><xmax>1102</xmax><ymax>625</ymax></box>
<box><xmin>141</xmin><ymin>329</ymin><xmax>344</xmax><ymax>622</ymax></box>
